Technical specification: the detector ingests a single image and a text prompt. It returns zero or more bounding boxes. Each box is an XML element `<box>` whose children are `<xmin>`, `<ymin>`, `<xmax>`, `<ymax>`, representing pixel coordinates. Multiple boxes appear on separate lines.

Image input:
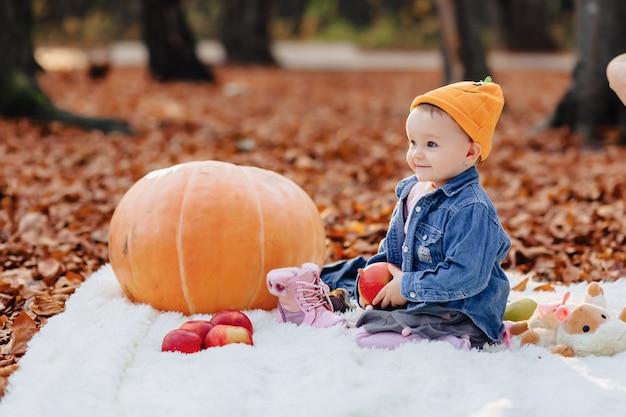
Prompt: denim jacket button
<box><xmin>402</xmin><ymin>245</ymin><xmax>409</xmax><ymax>253</ymax></box>
<box><xmin>415</xmin><ymin>206</ymin><xmax>422</xmax><ymax>213</ymax></box>
<box><xmin>422</xmin><ymin>235</ymin><xmax>428</xmax><ymax>240</ymax></box>
<box><xmin>409</xmin><ymin>291</ymin><xmax>417</xmax><ymax>298</ymax></box>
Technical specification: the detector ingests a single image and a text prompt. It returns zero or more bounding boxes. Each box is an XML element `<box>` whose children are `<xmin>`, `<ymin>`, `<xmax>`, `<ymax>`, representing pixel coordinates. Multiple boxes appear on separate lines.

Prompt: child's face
<box><xmin>405</xmin><ymin>105</ymin><xmax>480</xmax><ymax>187</ymax></box>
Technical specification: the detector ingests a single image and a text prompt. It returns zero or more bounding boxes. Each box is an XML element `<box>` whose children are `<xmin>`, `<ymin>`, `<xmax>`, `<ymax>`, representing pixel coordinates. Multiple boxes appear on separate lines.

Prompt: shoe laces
<box><xmin>296</xmin><ymin>281</ymin><xmax>332</xmax><ymax>312</ymax></box>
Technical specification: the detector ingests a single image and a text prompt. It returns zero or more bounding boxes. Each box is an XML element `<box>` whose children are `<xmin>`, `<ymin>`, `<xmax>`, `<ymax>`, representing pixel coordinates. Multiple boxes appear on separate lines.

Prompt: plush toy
<box><xmin>508</xmin><ymin>282</ymin><xmax>626</xmax><ymax>357</ymax></box>
<box><xmin>507</xmin><ymin>289</ymin><xmax>573</xmax><ymax>348</ymax></box>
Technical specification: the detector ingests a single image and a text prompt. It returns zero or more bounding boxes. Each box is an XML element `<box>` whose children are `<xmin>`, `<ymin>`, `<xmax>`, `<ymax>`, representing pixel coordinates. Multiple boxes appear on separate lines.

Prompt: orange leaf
<box><xmin>3</xmin><ymin>312</ymin><xmax>38</xmax><ymax>356</ymax></box>
<box><xmin>533</xmin><ymin>283</ymin><xmax>556</xmax><ymax>292</ymax></box>
<box><xmin>511</xmin><ymin>277</ymin><xmax>529</xmax><ymax>292</ymax></box>
<box><xmin>37</xmin><ymin>258</ymin><xmax>63</xmax><ymax>280</ymax></box>
<box><xmin>28</xmin><ymin>295</ymin><xmax>65</xmax><ymax>317</ymax></box>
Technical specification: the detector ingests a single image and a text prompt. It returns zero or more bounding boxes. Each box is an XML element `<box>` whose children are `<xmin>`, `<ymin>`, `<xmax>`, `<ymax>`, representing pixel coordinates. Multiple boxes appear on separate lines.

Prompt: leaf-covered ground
<box><xmin>1</xmin><ymin>65</ymin><xmax>626</xmax><ymax>393</ymax></box>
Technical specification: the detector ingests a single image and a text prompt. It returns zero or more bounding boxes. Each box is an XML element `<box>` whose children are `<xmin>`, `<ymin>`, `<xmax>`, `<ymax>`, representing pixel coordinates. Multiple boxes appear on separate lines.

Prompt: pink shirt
<box><xmin>404</xmin><ymin>181</ymin><xmax>436</xmax><ymax>233</ymax></box>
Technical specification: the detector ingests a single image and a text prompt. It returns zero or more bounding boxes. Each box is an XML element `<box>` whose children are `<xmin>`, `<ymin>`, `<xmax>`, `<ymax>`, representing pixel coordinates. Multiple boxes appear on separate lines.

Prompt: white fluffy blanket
<box><xmin>2</xmin><ymin>265</ymin><xmax>626</xmax><ymax>417</ymax></box>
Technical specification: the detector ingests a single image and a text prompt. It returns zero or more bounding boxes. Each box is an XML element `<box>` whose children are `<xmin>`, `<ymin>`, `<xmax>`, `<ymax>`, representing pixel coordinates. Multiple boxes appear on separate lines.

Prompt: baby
<box><xmin>268</xmin><ymin>78</ymin><xmax>511</xmax><ymax>351</ymax></box>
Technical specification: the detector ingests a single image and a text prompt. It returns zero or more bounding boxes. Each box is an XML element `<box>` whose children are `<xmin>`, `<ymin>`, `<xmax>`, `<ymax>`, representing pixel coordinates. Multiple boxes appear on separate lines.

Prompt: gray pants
<box><xmin>356</xmin><ymin>305</ymin><xmax>492</xmax><ymax>348</ymax></box>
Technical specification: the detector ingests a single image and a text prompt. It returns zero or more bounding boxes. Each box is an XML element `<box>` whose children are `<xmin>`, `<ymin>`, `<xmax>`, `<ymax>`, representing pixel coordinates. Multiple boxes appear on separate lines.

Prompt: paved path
<box><xmin>36</xmin><ymin>40</ymin><xmax>575</xmax><ymax>72</ymax></box>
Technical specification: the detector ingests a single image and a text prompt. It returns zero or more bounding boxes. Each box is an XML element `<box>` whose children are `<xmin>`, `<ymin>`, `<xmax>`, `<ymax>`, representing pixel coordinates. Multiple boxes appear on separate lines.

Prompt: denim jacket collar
<box><xmin>439</xmin><ymin>166</ymin><xmax>480</xmax><ymax>197</ymax></box>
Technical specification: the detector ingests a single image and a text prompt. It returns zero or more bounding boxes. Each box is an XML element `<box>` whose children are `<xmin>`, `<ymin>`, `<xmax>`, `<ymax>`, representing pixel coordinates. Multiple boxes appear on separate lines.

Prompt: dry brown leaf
<box><xmin>0</xmin><ymin>376</ymin><xmax>8</xmax><ymax>398</ymax></box>
<box><xmin>511</xmin><ymin>277</ymin><xmax>530</xmax><ymax>292</ymax></box>
<box><xmin>2</xmin><ymin>312</ymin><xmax>38</xmax><ymax>356</ymax></box>
<box><xmin>37</xmin><ymin>258</ymin><xmax>63</xmax><ymax>280</ymax></box>
<box><xmin>0</xmin><ymin>364</ymin><xmax>18</xmax><ymax>378</ymax></box>
<box><xmin>28</xmin><ymin>295</ymin><xmax>65</xmax><ymax>317</ymax></box>
<box><xmin>534</xmin><ymin>283</ymin><xmax>557</xmax><ymax>292</ymax></box>
<box><xmin>347</xmin><ymin>220</ymin><xmax>367</xmax><ymax>235</ymax></box>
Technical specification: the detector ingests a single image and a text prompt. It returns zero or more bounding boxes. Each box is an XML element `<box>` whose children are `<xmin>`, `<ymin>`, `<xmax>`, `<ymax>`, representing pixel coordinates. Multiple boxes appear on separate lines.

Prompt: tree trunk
<box><xmin>337</xmin><ymin>0</ymin><xmax>373</xmax><ymax>27</ymax></box>
<box><xmin>219</xmin><ymin>0</ymin><xmax>277</xmax><ymax>65</ymax></box>
<box><xmin>547</xmin><ymin>0</ymin><xmax>626</xmax><ymax>145</ymax></box>
<box><xmin>0</xmin><ymin>0</ymin><xmax>131</xmax><ymax>134</ymax></box>
<box><xmin>0</xmin><ymin>0</ymin><xmax>43</xmax><ymax>116</ymax></box>
<box><xmin>141</xmin><ymin>0</ymin><xmax>214</xmax><ymax>82</ymax></box>
<box><xmin>497</xmin><ymin>0</ymin><xmax>560</xmax><ymax>51</ymax></box>
<box><xmin>436</xmin><ymin>0</ymin><xmax>491</xmax><ymax>84</ymax></box>
<box><xmin>275</xmin><ymin>0</ymin><xmax>309</xmax><ymax>36</ymax></box>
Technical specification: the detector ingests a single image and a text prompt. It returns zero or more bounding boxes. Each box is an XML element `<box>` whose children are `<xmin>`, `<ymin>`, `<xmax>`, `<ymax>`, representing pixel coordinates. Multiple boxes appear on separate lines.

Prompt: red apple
<box><xmin>204</xmin><ymin>324</ymin><xmax>254</xmax><ymax>348</ymax></box>
<box><xmin>180</xmin><ymin>320</ymin><xmax>214</xmax><ymax>342</ymax></box>
<box><xmin>210</xmin><ymin>310</ymin><xmax>254</xmax><ymax>335</ymax></box>
<box><xmin>161</xmin><ymin>329</ymin><xmax>203</xmax><ymax>354</ymax></box>
<box><xmin>357</xmin><ymin>262</ymin><xmax>394</xmax><ymax>308</ymax></box>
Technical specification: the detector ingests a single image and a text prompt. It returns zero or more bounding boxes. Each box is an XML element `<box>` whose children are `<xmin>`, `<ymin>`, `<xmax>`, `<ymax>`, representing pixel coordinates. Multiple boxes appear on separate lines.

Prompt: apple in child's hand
<box><xmin>357</xmin><ymin>262</ymin><xmax>394</xmax><ymax>308</ymax></box>
<box><xmin>180</xmin><ymin>320</ymin><xmax>214</xmax><ymax>341</ymax></box>
<box><xmin>161</xmin><ymin>329</ymin><xmax>203</xmax><ymax>354</ymax></box>
<box><xmin>204</xmin><ymin>324</ymin><xmax>254</xmax><ymax>348</ymax></box>
<box><xmin>209</xmin><ymin>310</ymin><xmax>254</xmax><ymax>335</ymax></box>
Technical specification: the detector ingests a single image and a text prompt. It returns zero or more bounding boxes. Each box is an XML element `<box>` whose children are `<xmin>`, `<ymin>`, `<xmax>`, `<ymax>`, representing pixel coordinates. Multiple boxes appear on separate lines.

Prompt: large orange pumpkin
<box><xmin>108</xmin><ymin>160</ymin><xmax>326</xmax><ymax>314</ymax></box>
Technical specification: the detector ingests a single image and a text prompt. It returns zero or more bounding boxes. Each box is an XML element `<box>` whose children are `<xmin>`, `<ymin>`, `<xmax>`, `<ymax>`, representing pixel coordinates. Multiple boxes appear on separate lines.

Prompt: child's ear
<box><xmin>466</xmin><ymin>141</ymin><xmax>482</xmax><ymax>162</ymax></box>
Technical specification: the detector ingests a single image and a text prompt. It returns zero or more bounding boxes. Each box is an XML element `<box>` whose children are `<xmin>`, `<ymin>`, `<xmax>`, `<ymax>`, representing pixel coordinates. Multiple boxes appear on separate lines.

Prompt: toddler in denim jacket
<box><xmin>351</xmin><ymin>78</ymin><xmax>511</xmax><ymax>350</ymax></box>
<box><xmin>268</xmin><ymin>79</ymin><xmax>512</xmax><ymax>350</ymax></box>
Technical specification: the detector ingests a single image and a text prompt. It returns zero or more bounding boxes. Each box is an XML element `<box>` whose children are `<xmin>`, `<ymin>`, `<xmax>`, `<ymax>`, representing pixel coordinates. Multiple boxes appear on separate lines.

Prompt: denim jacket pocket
<box><xmin>414</xmin><ymin>223</ymin><xmax>443</xmax><ymax>270</ymax></box>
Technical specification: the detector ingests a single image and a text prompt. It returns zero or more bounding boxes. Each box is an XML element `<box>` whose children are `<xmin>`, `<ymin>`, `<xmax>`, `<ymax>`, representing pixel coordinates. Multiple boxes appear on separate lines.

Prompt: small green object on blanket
<box><xmin>504</xmin><ymin>298</ymin><xmax>537</xmax><ymax>322</ymax></box>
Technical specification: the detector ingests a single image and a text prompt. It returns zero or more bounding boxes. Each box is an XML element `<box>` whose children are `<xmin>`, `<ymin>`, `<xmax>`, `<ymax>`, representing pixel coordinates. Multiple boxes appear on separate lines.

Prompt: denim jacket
<box><xmin>365</xmin><ymin>167</ymin><xmax>511</xmax><ymax>341</ymax></box>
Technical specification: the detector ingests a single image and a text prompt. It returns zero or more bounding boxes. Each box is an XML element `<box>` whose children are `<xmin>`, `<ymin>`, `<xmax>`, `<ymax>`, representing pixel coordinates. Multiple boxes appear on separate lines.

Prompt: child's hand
<box><xmin>372</xmin><ymin>264</ymin><xmax>408</xmax><ymax>309</ymax></box>
<box><xmin>387</xmin><ymin>263</ymin><xmax>403</xmax><ymax>280</ymax></box>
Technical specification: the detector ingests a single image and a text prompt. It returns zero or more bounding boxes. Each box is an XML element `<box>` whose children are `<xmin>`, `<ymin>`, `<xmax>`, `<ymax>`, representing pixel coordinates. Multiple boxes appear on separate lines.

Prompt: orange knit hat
<box><xmin>409</xmin><ymin>78</ymin><xmax>504</xmax><ymax>160</ymax></box>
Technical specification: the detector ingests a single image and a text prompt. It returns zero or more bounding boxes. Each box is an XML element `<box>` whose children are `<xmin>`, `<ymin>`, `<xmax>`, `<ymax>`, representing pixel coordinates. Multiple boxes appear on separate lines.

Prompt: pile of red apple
<box><xmin>161</xmin><ymin>310</ymin><xmax>254</xmax><ymax>354</ymax></box>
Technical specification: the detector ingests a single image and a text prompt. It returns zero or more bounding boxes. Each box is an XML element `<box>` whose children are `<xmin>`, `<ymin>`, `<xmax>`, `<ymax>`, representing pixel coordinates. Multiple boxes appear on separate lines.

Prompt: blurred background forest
<box><xmin>31</xmin><ymin>0</ymin><xmax>576</xmax><ymax>51</ymax></box>
<box><xmin>14</xmin><ymin>0</ymin><xmax>623</xmax><ymax>145</ymax></box>
<box><xmin>0</xmin><ymin>0</ymin><xmax>611</xmax><ymax>149</ymax></box>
